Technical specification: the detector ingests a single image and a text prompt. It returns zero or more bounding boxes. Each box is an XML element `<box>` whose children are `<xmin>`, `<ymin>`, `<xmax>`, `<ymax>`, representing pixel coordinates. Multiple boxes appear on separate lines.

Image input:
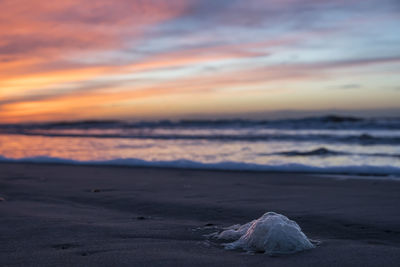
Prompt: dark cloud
<box><xmin>334</xmin><ymin>84</ymin><xmax>362</xmax><ymax>90</ymax></box>
<box><xmin>316</xmin><ymin>56</ymin><xmax>400</xmax><ymax>69</ymax></box>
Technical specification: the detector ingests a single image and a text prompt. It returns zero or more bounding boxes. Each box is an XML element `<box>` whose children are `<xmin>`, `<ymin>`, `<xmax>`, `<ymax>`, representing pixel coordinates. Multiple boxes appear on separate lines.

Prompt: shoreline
<box><xmin>1</xmin><ymin>163</ymin><xmax>399</xmax><ymax>266</ymax></box>
<box><xmin>1</xmin><ymin>159</ymin><xmax>399</xmax><ymax>179</ymax></box>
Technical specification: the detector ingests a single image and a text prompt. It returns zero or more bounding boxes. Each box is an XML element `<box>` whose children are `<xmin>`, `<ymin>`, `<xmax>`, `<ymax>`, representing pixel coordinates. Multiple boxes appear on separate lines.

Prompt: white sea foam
<box><xmin>0</xmin><ymin>155</ymin><xmax>400</xmax><ymax>177</ymax></box>
<box><xmin>217</xmin><ymin>212</ymin><xmax>315</xmax><ymax>255</ymax></box>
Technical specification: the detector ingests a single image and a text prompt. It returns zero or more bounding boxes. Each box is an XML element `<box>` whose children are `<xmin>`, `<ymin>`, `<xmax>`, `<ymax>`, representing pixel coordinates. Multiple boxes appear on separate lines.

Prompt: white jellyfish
<box><xmin>216</xmin><ymin>212</ymin><xmax>315</xmax><ymax>255</ymax></box>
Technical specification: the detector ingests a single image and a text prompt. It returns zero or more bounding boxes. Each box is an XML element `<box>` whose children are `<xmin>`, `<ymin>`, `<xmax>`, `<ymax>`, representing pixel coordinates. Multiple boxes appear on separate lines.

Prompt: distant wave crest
<box><xmin>1</xmin><ymin>115</ymin><xmax>400</xmax><ymax>130</ymax></box>
<box><xmin>263</xmin><ymin>147</ymin><xmax>400</xmax><ymax>158</ymax></box>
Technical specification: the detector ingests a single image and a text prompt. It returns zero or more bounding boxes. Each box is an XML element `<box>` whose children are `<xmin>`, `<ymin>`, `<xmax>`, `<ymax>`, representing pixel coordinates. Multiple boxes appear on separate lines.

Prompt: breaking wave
<box><xmin>0</xmin><ymin>156</ymin><xmax>399</xmax><ymax>176</ymax></box>
<box><xmin>263</xmin><ymin>147</ymin><xmax>400</xmax><ymax>158</ymax></box>
<box><xmin>1</xmin><ymin>115</ymin><xmax>400</xmax><ymax>130</ymax></box>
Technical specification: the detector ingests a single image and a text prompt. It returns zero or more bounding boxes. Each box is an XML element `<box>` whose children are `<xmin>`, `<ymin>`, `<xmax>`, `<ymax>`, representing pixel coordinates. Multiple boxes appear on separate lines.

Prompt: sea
<box><xmin>0</xmin><ymin>115</ymin><xmax>399</xmax><ymax>177</ymax></box>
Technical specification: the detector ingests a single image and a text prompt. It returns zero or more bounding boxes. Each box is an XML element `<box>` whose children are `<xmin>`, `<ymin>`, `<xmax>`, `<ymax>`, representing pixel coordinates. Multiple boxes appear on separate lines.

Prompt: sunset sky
<box><xmin>0</xmin><ymin>0</ymin><xmax>399</xmax><ymax>123</ymax></box>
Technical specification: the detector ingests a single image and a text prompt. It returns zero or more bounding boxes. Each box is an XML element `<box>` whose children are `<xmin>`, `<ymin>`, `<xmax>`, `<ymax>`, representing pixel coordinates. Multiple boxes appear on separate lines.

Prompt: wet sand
<box><xmin>0</xmin><ymin>163</ymin><xmax>399</xmax><ymax>266</ymax></box>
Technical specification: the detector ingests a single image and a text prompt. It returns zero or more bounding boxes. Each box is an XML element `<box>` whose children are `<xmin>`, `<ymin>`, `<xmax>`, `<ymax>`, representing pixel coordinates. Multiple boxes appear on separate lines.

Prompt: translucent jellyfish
<box><xmin>217</xmin><ymin>212</ymin><xmax>315</xmax><ymax>255</ymax></box>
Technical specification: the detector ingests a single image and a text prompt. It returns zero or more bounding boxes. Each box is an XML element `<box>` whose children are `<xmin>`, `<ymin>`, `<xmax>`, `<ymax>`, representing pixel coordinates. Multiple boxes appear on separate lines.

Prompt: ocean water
<box><xmin>0</xmin><ymin>116</ymin><xmax>399</xmax><ymax>176</ymax></box>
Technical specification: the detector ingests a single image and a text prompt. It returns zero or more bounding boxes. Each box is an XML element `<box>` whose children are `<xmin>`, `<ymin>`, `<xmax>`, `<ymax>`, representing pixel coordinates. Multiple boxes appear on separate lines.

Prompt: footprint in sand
<box><xmin>52</xmin><ymin>243</ymin><xmax>80</xmax><ymax>250</ymax></box>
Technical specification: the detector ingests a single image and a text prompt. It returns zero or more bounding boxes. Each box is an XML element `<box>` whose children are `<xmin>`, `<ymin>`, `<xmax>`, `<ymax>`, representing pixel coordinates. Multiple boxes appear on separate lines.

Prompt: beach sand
<box><xmin>0</xmin><ymin>163</ymin><xmax>399</xmax><ymax>266</ymax></box>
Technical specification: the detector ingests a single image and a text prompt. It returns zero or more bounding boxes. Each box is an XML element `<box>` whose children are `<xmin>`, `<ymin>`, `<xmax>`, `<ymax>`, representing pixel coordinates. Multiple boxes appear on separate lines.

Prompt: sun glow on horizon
<box><xmin>1</xmin><ymin>0</ymin><xmax>399</xmax><ymax>123</ymax></box>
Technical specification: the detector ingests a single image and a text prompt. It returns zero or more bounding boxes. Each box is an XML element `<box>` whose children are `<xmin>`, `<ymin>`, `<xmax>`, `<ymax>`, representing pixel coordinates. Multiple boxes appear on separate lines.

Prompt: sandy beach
<box><xmin>0</xmin><ymin>163</ymin><xmax>399</xmax><ymax>266</ymax></box>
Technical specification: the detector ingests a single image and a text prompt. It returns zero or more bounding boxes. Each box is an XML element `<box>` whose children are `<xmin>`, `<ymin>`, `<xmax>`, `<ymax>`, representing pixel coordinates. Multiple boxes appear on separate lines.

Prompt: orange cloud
<box><xmin>0</xmin><ymin>0</ymin><xmax>189</xmax><ymax>77</ymax></box>
<box><xmin>0</xmin><ymin>34</ymin><xmax>276</xmax><ymax>103</ymax></box>
<box><xmin>3</xmin><ymin>51</ymin><xmax>400</xmax><ymax>123</ymax></box>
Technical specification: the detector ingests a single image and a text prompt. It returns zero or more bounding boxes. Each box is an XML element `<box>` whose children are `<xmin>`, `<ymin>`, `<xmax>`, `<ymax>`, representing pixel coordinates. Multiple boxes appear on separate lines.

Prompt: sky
<box><xmin>0</xmin><ymin>0</ymin><xmax>399</xmax><ymax>123</ymax></box>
